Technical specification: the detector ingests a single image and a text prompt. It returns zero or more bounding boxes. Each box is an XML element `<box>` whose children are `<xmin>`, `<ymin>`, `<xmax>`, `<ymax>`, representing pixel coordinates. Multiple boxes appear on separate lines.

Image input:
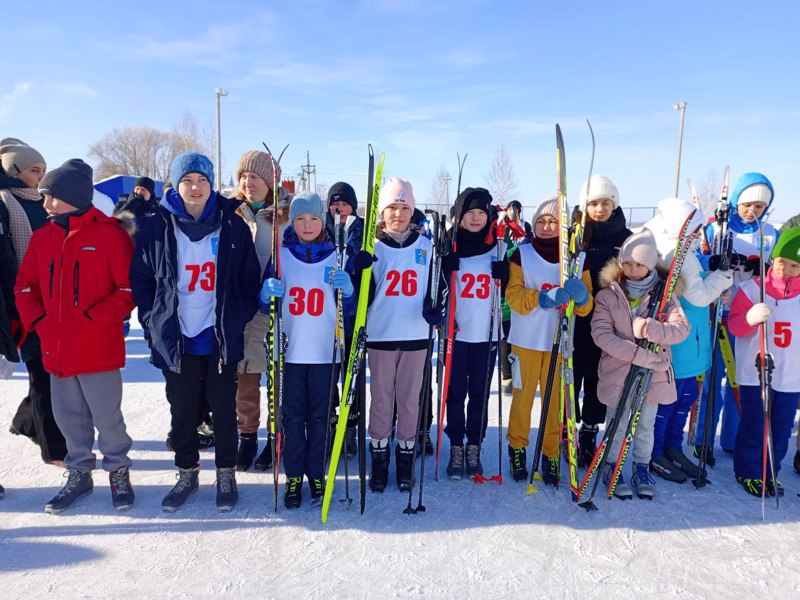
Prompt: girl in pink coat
<box><xmin>591</xmin><ymin>230</ymin><xmax>689</xmax><ymax>500</ymax></box>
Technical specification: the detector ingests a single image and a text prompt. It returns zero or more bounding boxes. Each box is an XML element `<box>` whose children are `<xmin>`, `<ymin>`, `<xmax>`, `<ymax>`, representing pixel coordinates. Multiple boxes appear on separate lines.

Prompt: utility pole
<box><xmin>673</xmin><ymin>101</ymin><xmax>687</xmax><ymax>198</ymax></box>
<box><xmin>214</xmin><ymin>87</ymin><xmax>228</xmax><ymax>193</ymax></box>
<box><xmin>300</xmin><ymin>151</ymin><xmax>316</xmax><ymax>192</ymax></box>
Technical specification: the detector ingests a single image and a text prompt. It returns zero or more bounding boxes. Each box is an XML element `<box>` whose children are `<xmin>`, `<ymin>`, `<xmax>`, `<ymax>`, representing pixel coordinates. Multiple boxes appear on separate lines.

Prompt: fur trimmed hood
<box><xmin>598</xmin><ymin>258</ymin><xmax>687</xmax><ymax>298</ymax></box>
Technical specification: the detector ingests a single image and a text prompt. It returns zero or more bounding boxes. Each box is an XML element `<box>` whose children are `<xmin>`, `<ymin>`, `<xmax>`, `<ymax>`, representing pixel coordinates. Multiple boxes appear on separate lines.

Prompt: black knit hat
<box><xmin>454</xmin><ymin>187</ymin><xmax>493</xmax><ymax>221</ymax></box>
<box><xmin>134</xmin><ymin>176</ymin><xmax>156</xmax><ymax>198</ymax></box>
<box><xmin>327</xmin><ymin>181</ymin><xmax>357</xmax><ymax>212</ymax></box>
<box><xmin>39</xmin><ymin>159</ymin><xmax>94</xmax><ymax>209</ymax></box>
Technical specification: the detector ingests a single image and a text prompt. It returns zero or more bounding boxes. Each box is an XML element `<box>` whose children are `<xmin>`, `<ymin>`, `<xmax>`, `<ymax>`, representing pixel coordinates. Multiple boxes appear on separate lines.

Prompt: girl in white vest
<box><xmin>258</xmin><ymin>191</ymin><xmax>355</xmax><ymax>509</ymax></box>
<box><xmin>727</xmin><ymin>227</ymin><xmax>800</xmax><ymax>498</ymax></box>
<box><xmin>366</xmin><ymin>177</ymin><xmax>443</xmax><ymax>494</ymax></box>
<box><xmin>439</xmin><ymin>187</ymin><xmax>509</xmax><ymax>481</ymax></box>
<box><xmin>505</xmin><ymin>197</ymin><xmax>592</xmax><ymax>485</ymax></box>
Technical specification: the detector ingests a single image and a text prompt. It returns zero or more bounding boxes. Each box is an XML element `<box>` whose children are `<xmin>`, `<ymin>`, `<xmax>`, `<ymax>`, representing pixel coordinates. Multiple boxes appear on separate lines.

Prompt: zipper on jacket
<box><xmin>73</xmin><ymin>261</ymin><xmax>81</xmax><ymax>307</ymax></box>
<box><xmin>48</xmin><ymin>260</ymin><xmax>55</xmax><ymax>298</ymax></box>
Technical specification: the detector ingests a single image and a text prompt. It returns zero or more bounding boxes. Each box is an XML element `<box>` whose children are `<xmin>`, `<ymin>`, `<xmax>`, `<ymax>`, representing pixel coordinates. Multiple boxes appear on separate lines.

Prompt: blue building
<box><xmin>94</xmin><ymin>175</ymin><xmax>165</xmax><ymax>205</ymax></box>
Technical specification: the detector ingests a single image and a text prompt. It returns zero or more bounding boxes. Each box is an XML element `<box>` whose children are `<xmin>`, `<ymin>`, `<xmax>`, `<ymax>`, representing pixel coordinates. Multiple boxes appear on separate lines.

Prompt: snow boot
<box><xmin>794</xmin><ymin>451</ymin><xmax>800</xmax><ymax>475</ymax></box>
<box><xmin>649</xmin><ymin>455</ymin><xmax>687</xmax><ymax>484</ymax></box>
<box><xmin>578</xmin><ymin>424</ymin><xmax>599</xmax><ymax>468</ymax></box>
<box><xmin>254</xmin><ymin>438</ymin><xmax>273</xmax><ymax>471</ymax></box>
<box><xmin>601</xmin><ymin>463</ymin><xmax>633</xmax><ymax>500</ymax></box>
<box><xmin>465</xmin><ymin>444</ymin><xmax>483</xmax><ymax>481</ymax></box>
<box><xmin>664</xmin><ymin>447</ymin><xmax>704</xmax><ymax>480</ymax></box>
<box><xmin>45</xmin><ymin>469</ymin><xmax>93</xmax><ymax>514</ymax></box>
<box><xmin>162</xmin><ymin>465</ymin><xmax>199</xmax><ymax>512</ymax></box>
<box><xmin>541</xmin><ymin>454</ymin><xmax>560</xmax><ymax>487</ymax></box>
<box><xmin>737</xmin><ymin>476</ymin><xmax>766</xmax><ymax>497</ymax></box>
<box><xmin>215</xmin><ymin>467</ymin><xmax>238</xmax><ymax>512</ymax></box>
<box><xmin>693</xmin><ymin>444</ymin><xmax>716</xmax><ymax>468</ymax></box>
<box><xmin>345</xmin><ymin>425</ymin><xmax>357</xmax><ymax>459</ymax></box>
<box><xmin>109</xmin><ymin>467</ymin><xmax>135</xmax><ymax>511</ymax></box>
<box><xmin>631</xmin><ymin>462</ymin><xmax>656</xmax><ymax>500</ymax></box>
<box><xmin>446</xmin><ymin>445</ymin><xmax>465</xmax><ymax>481</ymax></box>
<box><xmin>369</xmin><ymin>440</ymin><xmax>390</xmax><ymax>493</ymax></box>
<box><xmin>309</xmin><ymin>477</ymin><xmax>324</xmax><ymax>501</ymax></box>
<box><xmin>235</xmin><ymin>432</ymin><xmax>258</xmax><ymax>472</ymax></box>
<box><xmin>395</xmin><ymin>442</ymin><xmax>415</xmax><ymax>492</ymax></box>
<box><xmin>284</xmin><ymin>476</ymin><xmax>303</xmax><ymax>509</ymax></box>
<box><xmin>508</xmin><ymin>446</ymin><xmax>528</xmax><ymax>482</ymax></box>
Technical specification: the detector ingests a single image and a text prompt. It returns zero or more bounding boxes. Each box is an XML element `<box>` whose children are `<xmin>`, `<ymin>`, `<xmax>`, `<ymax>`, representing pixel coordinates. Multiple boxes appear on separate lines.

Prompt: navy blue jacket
<box><xmin>130</xmin><ymin>194</ymin><xmax>261</xmax><ymax>372</ymax></box>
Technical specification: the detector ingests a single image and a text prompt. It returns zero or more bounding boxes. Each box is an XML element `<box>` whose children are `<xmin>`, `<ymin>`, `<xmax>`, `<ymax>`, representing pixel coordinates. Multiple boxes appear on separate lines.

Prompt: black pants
<box><xmin>163</xmin><ymin>351</ymin><xmax>237</xmax><ymax>469</ymax></box>
<box><xmin>444</xmin><ymin>340</ymin><xmax>496</xmax><ymax>446</ymax></box>
<box><xmin>499</xmin><ymin>319</ymin><xmax>512</xmax><ymax>380</ymax></box>
<box><xmin>11</xmin><ymin>354</ymin><xmax>67</xmax><ymax>463</ymax></box>
<box><xmin>283</xmin><ymin>363</ymin><xmax>333</xmax><ymax>479</ymax></box>
<box><xmin>573</xmin><ymin>315</ymin><xmax>606</xmax><ymax>426</ymax></box>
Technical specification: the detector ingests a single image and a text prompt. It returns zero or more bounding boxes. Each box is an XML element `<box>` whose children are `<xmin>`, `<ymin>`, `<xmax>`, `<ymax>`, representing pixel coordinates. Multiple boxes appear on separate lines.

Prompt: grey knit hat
<box><xmin>289</xmin><ymin>191</ymin><xmax>325</xmax><ymax>222</ymax></box>
<box><xmin>0</xmin><ymin>140</ymin><xmax>45</xmax><ymax>177</ymax></box>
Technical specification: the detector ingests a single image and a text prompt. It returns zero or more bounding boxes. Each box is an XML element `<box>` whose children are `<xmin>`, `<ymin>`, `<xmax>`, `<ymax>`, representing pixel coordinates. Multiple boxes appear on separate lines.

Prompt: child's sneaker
<box><xmin>45</xmin><ymin>469</ymin><xmax>94</xmax><ymax>514</ymax></box>
<box><xmin>215</xmin><ymin>467</ymin><xmax>238</xmax><ymax>512</ymax></box>
<box><xmin>602</xmin><ymin>463</ymin><xmax>633</xmax><ymax>500</ymax></box>
<box><xmin>109</xmin><ymin>467</ymin><xmax>135</xmax><ymax>511</ymax></box>
<box><xmin>162</xmin><ymin>465</ymin><xmax>199</xmax><ymax>512</ymax></box>
<box><xmin>284</xmin><ymin>476</ymin><xmax>303</xmax><ymax>509</ymax></box>
<box><xmin>540</xmin><ymin>455</ymin><xmax>560</xmax><ymax>487</ymax></box>
<box><xmin>507</xmin><ymin>446</ymin><xmax>528</xmax><ymax>482</ymax></box>
<box><xmin>447</xmin><ymin>445</ymin><xmax>464</xmax><ymax>481</ymax></box>
<box><xmin>631</xmin><ymin>462</ymin><xmax>656</xmax><ymax>500</ymax></box>
<box><xmin>465</xmin><ymin>444</ymin><xmax>483</xmax><ymax>481</ymax></box>
<box><xmin>649</xmin><ymin>455</ymin><xmax>687</xmax><ymax>483</ymax></box>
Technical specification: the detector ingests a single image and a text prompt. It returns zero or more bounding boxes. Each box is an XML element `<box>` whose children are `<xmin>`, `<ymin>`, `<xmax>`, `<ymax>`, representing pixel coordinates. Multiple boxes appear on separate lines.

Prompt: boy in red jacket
<box><xmin>15</xmin><ymin>159</ymin><xmax>136</xmax><ymax>514</ymax></box>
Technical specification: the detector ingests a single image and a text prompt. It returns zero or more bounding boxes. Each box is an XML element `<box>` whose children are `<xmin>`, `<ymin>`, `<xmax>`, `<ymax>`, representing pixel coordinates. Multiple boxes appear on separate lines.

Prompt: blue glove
<box><xmin>563</xmin><ymin>278</ymin><xmax>589</xmax><ymax>307</ymax></box>
<box><xmin>330</xmin><ymin>269</ymin><xmax>355</xmax><ymax>297</ymax></box>
<box><xmin>538</xmin><ymin>286</ymin><xmax>569</xmax><ymax>309</ymax></box>
<box><xmin>259</xmin><ymin>278</ymin><xmax>285</xmax><ymax>303</ymax></box>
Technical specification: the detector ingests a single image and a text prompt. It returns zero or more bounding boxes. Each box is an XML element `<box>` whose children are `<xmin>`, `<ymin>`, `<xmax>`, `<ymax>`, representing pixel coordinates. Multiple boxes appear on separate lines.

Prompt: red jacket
<box><xmin>14</xmin><ymin>207</ymin><xmax>135</xmax><ymax>377</ymax></box>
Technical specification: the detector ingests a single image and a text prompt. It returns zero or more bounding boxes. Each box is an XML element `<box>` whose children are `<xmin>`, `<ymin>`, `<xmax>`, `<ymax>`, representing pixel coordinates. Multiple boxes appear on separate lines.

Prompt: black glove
<box><xmin>490</xmin><ymin>259</ymin><xmax>509</xmax><ymax>282</ymax></box>
<box><xmin>441</xmin><ymin>252</ymin><xmax>461</xmax><ymax>273</ymax></box>
<box><xmin>709</xmin><ymin>253</ymin><xmax>747</xmax><ymax>271</ymax></box>
<box><xmin>353</xmin><ymin>250</ymin><xmax>377</xmax><ymax>273</ymax></box>
<box><xmin>422</xmin><ymin>305</ymin><xmax>446</xmax><ymax>327</ymax></box>
<box><xmin>743</xmin><ymin>256</ymin><xmax>762</xmax><ymax>274</ymax></box>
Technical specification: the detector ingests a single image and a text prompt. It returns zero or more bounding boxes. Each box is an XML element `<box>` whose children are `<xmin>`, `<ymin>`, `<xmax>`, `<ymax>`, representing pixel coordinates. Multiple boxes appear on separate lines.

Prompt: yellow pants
<box><xmin>505</xmin><ymin>345</ymin><xmax>562</xmax><ymax>459</ymax></box>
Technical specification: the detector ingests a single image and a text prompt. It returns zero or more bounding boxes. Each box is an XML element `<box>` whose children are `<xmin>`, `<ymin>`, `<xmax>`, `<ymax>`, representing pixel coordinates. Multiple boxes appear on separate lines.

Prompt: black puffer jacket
<box><xmin>582</xmin><ymin>207</ymin><xmax>633</xmax><ymax>294</ymax></box>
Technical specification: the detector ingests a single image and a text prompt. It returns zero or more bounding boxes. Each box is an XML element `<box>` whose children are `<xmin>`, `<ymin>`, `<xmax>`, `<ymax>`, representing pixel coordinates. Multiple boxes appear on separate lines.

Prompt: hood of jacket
<box><xmin>729</xmin><ymin>172</ymin><xmax>774</xmax><ymax>235</ymax></box>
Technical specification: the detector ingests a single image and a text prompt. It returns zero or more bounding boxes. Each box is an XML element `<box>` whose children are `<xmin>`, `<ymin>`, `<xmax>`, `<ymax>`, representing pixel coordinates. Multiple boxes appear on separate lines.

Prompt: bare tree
<box><xmin>315</xmin><ymin>182</ymin><xmax>329</xmax><ymax>201</ymax></box>
<box><xmin>484</xmin><ymin>145</ymin><xmax>518</xmax><ymax>204</ymax></box>
<box><xmin>697</xmin><ymin>168</ymin><xmax>721</xmax><ymax>220</ymax></box>
<box><xmin>426</xmin><ymin>165</ymin><xmax>451</xmax><ymax>214</ymax></box>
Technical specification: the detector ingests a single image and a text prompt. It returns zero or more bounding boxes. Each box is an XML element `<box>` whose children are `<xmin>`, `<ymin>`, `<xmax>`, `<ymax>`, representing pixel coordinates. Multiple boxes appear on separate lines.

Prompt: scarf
<box><xmin>161</xmin><ymin>188</ymin><xmax>221</xmax><ymax>242</ymax></box>
<box><xmin>625</xmin><ymin>269</ymin><xmax>659</xmax><ymax>299</ymax></box>
<box><xmin>52</xmin><ymin>205</ymin><xmax>92</xmax><ymax>230</ymax></box>
<box><xmin>0</xmin><ymin>187</ymin><xmax>40</xmax><ymax>266</ymax></box>
<box><xmin>531</xmin><ymin>235</ymin><xmax>560</xmax><ymax>264</ymax></box>
<box><xmin>456</xmin><ymin>223</ymin><xmax>495</xmax><ymax>258</ymax></box>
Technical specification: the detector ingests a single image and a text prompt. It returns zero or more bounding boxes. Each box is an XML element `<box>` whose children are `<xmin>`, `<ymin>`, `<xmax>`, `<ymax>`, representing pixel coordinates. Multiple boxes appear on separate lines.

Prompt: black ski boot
<box><xmin>446</xmin><ymin>445</ymin><xmax>464</xmax><ymax>481</ymax></box>
<box><xmin>345</xmin><ymin>426</ymin><xmax>357</xmax><ymax>459</ymax></box>
<box><xmin>109</xmin><ymin>467</ymin><xmax>135</xmax><ymax>511</ymax></box>
<box><xmin>216</xmin><ymin>468</ymin><xmax>238</xmax><ymax>512</ymax></box>
<box><xmin>309</xmin><ymin>477</ymin><xmax>324</xmax><ymax>501</ymax></box>
<box><xmin>578</xmin><ymin>424</ymin><xmax>599</xmax><ymax>468</ymax></box>
<box><xmin>254</xmin><ymin>438</ymin><xmax>273</xmax><ymax>471</ymax></box>
<box><xmin>395</xmin><ymin>443</ymin><xmax>415</xmax><ymax>492</ymax></box>
<box><xmin>693</xmin><ymin>444</ymin><xmax>716</xmax><ymax>468</ymax></box>
<box><xmin>649</xmin><ymin>455</ymin><xmax>687</xmax><ymax>483</ymax></box>
<box><xmin>794</xmin><ymin>451</ymin><xmax>800</xmax><ymax>475</ymax></box>
<box><xmin>284</xmin><ymin>476</ymin><xmax>303</xmax><ymax>509</ymax></box>
<box><xmin>664</xmin><ymin>447</ymin><xmax>704</xmax><ymax>480</ymax></box>
<box><xmin>508</xmin><ymin>446</ymin><xmax>528</xmax><ymax>482</ymax></box>
<box><xmin>235</xmin><ymin>432</ymin><xmax>258</xmax><ymax>472</ymax></box>
<box><xmin>465</xmin><ymin>444</ymin><xmax>483</xmax><ymax>481</ymax></box>
<box><xmin>162</xmin><ymin>465</ymin><xmax>199</xmax><ymax>512</ymax></box>
<box><xmin>45</xmin><ymin>469</ymin><xmax>93</xmax><ymax>514</ymax></box>
<box><xmin>737</xmin><ymin>476</ymin><xmax>766</xmax><ymax>497</ymax></box>
<box><xmin>369</xmin><ymin>442</ymin><xmax>390</xmax><ymax>493</ymax></box>
<box><xmin>541</xmin><ymin>455</ymin><xmax>560</xmax><ymax>487</ymax></box>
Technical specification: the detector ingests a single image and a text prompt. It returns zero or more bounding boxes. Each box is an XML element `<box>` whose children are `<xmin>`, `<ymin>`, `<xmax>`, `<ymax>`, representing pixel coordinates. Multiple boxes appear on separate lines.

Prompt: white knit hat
<box><xmin>579</xmin><ymin>175</ymin><xmax>619</xmax><ymax>210</ymax></box>
<box><xmin>532</xmin><ymin>196</ymin><xmax>559</xmax><ymax>224</ymax></box>
<box><xmin>738</xmin><ymin>183</ymin><xmax>772</xmax><ymax>205</ymax></box>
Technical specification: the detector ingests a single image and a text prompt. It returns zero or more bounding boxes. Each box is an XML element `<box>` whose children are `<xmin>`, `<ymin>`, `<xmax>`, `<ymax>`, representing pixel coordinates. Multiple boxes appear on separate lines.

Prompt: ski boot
<box><xmin>309</xmin><ymin>477</ymin><xmax>324</xmax><ymax>501</ymax></box>
<box><xmin>664</xmin><ymin>447</ymin><xmax>704</xmax><ymax>480</ymax></box>
<box><xmin>395</xmin><ymin>442</ymin><xmax>415</xmax><ymax>492</ymax></box>
<box><xmin>254</xmin><ymin>438</ymin><xmax>273</xmax><ymax>471</ymax></box>
<box><xmin>45</xmin><ymin>469</ymin><xmax>93</xmax><ymax>514</ymax></box>
<box><xmin>508</xmin><ymin>446</ymin><xmax>528</xmax><ymax>482</ymax></box>
<box><xmin>794</xmin><ymin>451</ymin><xmax>800</xmax><ymax>475</ymax></box>
<box><xmin>766</xmin><ymin>479</ymin><xmax>785</xmax><ymax>497</ymax></box>
<box><xmin>345</xmin><ymin>425</ymin><xmax>357</xmax><ymax>459</ymax></box>
<box><xmin>284</xmin><ymin>476</ymin><xmax>303</xmax><ymax>509</ymax></box>
<box><xmin>216</xmin><ymin>467</ymin><xmax>238</xmax><ymax>512</ymax></box>
<box><xmin>541</xmin><ymin>455</ymin><xmax>560</xmax><ymax>487</ymax></box>
<box><xmin>602</xmin><ymin>463</ymin><xmax>633</xmax><ymax>500</ymax></box>
<box><xmin>162</xmin><ymin>465</ymin><xmax>199</xmax><ymax>512</ymax></box>
<box><xmin>693</xmin><ymin>444</ymin><xmax>716</xmax><ymax>468</ymax></box>
<box><xmin>447</xmin><ymin>445</ymin><xmax>464</xmax><ymax>481</ymax></box>
<box><xmin>465</xmin><ymin>444</ymin><xmax>483</xmax><ymax>481</ymax></box>
<box><xmin>631</xmin><ymin>463</ymin><xmax>656</xmax><ymax>500</ymax></box>
<box><xmin>649</xmin><ymin>455</ymin><xmax>687</xmax><ymax>484</ymax></box>
<box><xmin>578</xmin><ymin>424</ymin><xmax>599</xmax><ymax>468</ymax></box>
<box><xmin>235</xmin><ymin>432</ymin><xmax>258</xmax><ymax>472</ymax></box>
<box><xmin>737</xmin><ymin>476</ymin><xmax>766</xmax><ymax>497</ymax></box>
<box><xmin>369</xmin><ymin>440</ymin><xmax>390</xmax><ymax>493</ymax></box>
<box><xmin>109</xmin><ymin>467</ymin><xmax>135</xmax><ymax>511</ymax></box>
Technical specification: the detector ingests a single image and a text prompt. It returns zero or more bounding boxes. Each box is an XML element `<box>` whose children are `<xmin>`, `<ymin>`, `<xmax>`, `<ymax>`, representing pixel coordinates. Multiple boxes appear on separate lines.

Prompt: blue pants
<box><xmin>694</xmin><ymin>332</ymin><xmax>740</xmax><ymax>450</ymax></box>
<box><xmin>445</xmin><ymin>340</ymin><xmax>497</xmax><ymax>447</ymax></box>
<box><xmin>282</xmin><ymin>363</ymin><xmax>334</xmax><ymax>480</ymax></box>
<box><xmin>653</xmin><ymin>376</ymin><xmax>698</xmax><ymax>457</ymax></box>
<box><xmin>733</xmin><ymin>385</ymin><xmax>799</xmax><ymax>479</ymax></box>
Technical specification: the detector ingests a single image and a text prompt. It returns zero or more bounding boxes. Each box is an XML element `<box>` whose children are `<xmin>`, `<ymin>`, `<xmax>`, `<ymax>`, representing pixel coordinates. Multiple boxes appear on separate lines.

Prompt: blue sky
<box><xmin>3</xmin><ymin>0</ymin><xmax>798</xmax><ymax>221</ymax></box>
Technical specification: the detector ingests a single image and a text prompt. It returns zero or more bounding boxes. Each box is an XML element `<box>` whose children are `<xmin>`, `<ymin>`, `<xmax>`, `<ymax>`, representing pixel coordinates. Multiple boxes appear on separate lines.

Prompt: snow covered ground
<box><xmin>2</xmin><ymin>318</ymin><xmax>800</xmax><ymax>599</ymax></box>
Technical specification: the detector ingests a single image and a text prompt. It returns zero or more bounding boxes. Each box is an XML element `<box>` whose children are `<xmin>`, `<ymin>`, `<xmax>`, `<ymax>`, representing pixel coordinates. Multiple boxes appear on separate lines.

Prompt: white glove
<box><xmin>745</xmin><ymin>302</ymin><xmax>772</xmax><ymax>327</ymax></box>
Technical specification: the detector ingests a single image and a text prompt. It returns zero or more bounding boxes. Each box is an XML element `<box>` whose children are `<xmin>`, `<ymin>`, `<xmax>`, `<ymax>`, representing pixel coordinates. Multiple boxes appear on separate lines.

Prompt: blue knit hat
<box><xmin>39</xmin><ymin>159</ymin><xmax>94</xmax><ymax>209</ymax></box>
<box><xmin>290</xmin><ymin>191</ymin><xmax>325</xmax><ymax>222</ymax></box>
<box><xmin>170</xmin><ymin>152</ymin><xmax>214</xmax><ymax>188</ymax></box>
